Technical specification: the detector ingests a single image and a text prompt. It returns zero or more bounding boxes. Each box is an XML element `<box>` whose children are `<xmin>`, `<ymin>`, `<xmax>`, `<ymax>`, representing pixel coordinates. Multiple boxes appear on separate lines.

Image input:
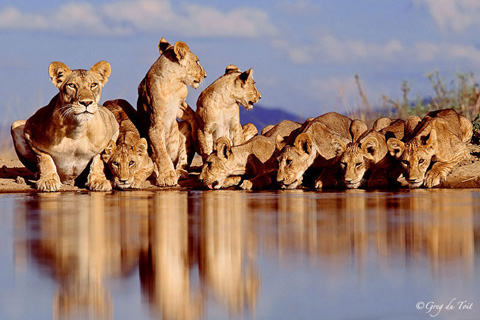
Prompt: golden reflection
<box><xmin>13</xmin><ymin>189</ymin><xmax>478</xmax><ymax>319</ymax></box>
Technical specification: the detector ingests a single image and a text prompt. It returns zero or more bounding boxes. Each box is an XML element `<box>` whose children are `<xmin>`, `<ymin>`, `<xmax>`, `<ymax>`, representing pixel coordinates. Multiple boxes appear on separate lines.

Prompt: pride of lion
<box><xmin>10</xmin><ymin>38</ymin><xmax>479</xmax><ymax>191</ymax></box>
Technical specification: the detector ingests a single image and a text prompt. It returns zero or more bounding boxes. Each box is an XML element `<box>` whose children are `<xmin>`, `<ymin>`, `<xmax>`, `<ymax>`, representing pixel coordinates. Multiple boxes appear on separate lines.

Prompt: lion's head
<box><xmin>49</xmin><ymin>60</ymin><xmax>111</xmax><ymax>124</ymax></box>
<box><xmin>102</xmin><ymin>138</ymin><xmax>154</xmax><ymax>189</ymax></box>
<box><xmin>224</xmin><ymin>65</ymin><xmax>261</xmax><ymax>110</ymax></box>
<box><xmin>276</xmin><ymin>133</ymin><xmax>315</xmax><ymax>189</ymax></box>
<box><xmin>336</xmin><ymin>134</ymin><xmax>384</xmax><ymax>189</ymax></box>
<box><xmin>199</xmin><ymin>137</ymin><xmax>239</xmax><ymax>189</ymax></box>
<box><xmin>387</xmin><ymin>129</ymin><xmax>437</xmax><ymax>188</ymax></box>
<box><xmin>158</xmin><ymin>37</ymin><xmax>206</xmax><ymax>89</ymax></box>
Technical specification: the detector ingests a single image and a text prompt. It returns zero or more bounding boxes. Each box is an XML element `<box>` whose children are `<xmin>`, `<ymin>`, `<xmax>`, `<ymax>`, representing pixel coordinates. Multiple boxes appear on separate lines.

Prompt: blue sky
<box><xmin>1</xmin><ymin>0</ymin><xmax>480</xmax><ymax>124</ymax></box>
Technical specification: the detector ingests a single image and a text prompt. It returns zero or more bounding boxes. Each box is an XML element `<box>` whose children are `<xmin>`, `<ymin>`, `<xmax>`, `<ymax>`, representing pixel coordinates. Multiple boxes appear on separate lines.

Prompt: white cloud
<box><xmin>0</xmin><ymin>0</ymin><xmax>276</xmax><ymax>38</ymax></box>
<box><xmin>415</xmin><ymin>0</ymin><xmax>480</xmax><ymax>32</ymax></box>
<box><xmin>275</xmin><ymin>34</ymin><xmax>404</xmax><ymax>64</ymax></box>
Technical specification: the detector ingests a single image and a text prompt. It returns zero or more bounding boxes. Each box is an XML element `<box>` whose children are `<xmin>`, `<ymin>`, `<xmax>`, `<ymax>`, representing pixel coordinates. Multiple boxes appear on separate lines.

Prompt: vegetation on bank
<box><xmin>347</xmin><ymin>71</ymin><xmax>480</xmax><ymax>143</ymax></box>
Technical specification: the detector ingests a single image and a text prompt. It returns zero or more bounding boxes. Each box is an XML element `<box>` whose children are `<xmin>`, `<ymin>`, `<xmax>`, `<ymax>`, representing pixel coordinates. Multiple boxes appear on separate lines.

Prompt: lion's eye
<box><xmin>129</xmin><ymin>161</ymin><xmax>135</xmax><ymax>166</ymax></box>
<box><xmin>207</xmin><ymin>161</ymin><xmax>212</xmax><ymax>168</ymax></box>
<box><xmin>401</xmin><ymin>160</ymin><xmax>409</xmax><ymax>166</ymax></box>
<box><xmin>67</xmin><ymin>83</ymin><xmax>76</xmax><ymax>90</ymax></box>
<box><xmin>418</xmin><ymin>159</ymin><xmax>425</xmax><ymax>164</ymax></box>
<box><xmin>196</xmin><ymin>60</ymin><xmax>200</xmax><ymax>66</ymax></box>
<box><xmin>112</xmin><ymin>161</ymin><xmax>119</xmax><ymax>167</ymax></box>
<box><xmin>91</xmin><ymin>83</ymin><xmax>98</xmax><ymax>89</ymax></box>
<box><xmin>340</xmin><ymin>162</ymin><xmax>346</xmax><ymax>168</ymax></box>
<box><xmin>355</xmin><ymin>162</ymin><xmax>362</xmax><ymax>168</ymax></box>
<box><xmin>286</xmin><ymin>159</ymin><xmax>292</xmax><ymax>166</ymax></box>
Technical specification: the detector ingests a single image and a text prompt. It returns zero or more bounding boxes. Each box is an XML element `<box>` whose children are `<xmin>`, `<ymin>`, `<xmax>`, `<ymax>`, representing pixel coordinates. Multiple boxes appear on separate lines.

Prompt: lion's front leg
<box><xmin>149</xmin><ymin>127</ymin><xmax>178</xmax><ymax>187</ymax></box>
<box><xmin>86</xmin><ymin>154</ymin><xmax>112</xmax><ymax>191</ymax></box>
<box><xmin>131</xmin><ymin>163</ymin><xmax>154</xmax><ymax>189</ymax></box>
<box><xmin>230</xmin><ymin>122</ymin><xmax>244</xmax><ymax>146</ymax></box>
<box><xmin>35</xmin><ymin>151</ymin><xmax>62</xmax><ymax>192</ymax></box>
<box><xmin>198</xmin><ymin>127</ymin><xmax>214</xmax><ymax>161</ymax></box>
<box><xmin>175</xmin><ymin>133</ymin><xmax>189</xmax><ymax>181</ymax></box>
<box><xmin>424</xmin><ymin>161</ymin><xmax>456</xmax><ymax>188</ymax></box>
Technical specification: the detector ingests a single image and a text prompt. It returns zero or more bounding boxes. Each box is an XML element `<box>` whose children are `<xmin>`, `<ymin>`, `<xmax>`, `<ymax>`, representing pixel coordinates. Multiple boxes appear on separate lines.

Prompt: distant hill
<box><xmin>240</xmin><ymin>104</ymin><xmax>305</xmax><ymax>131</ymax></box>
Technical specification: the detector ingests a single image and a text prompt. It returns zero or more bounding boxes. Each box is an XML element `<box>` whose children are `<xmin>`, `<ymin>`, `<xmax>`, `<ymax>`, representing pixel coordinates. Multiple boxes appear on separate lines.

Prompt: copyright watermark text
<box><xmin>416</xmin><ymin>298</ymin><xmax>473</xmax><ymax>317</ymax></box>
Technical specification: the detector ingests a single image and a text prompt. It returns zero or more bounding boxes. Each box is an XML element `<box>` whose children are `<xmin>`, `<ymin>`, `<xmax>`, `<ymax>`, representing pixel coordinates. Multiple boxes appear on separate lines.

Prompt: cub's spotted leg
<box><xmin>86</xmin><ymin>154</ymin><xmax>112</xmax><ymax>191</ymax></box>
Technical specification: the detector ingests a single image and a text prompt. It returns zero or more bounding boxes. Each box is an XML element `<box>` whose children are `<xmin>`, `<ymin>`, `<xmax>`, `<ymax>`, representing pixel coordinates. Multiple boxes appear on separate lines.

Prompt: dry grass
<box><xmin>347</xmin><ymin>71</ymin><xmax>480</xmax><ymax>128</ymax></box>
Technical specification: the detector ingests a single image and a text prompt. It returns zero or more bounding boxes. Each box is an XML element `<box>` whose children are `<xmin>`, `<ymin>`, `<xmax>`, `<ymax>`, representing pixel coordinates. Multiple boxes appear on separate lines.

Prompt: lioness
<box><xmin>137</xmin><ymin>38</ymin><xmax>206</xmax><ymax>186</ymax></box>
<box><xmin>11</xmin><ymin>61</ymin><xmax>119</xmax><ymax>192</ymax></box>
<box><xmin>387</xmin><ymin>109</ymin><xmax>472</xmax><ymax>188</ymax></box>
<box><xmin>276</xmin><ymin>113</ymin><xmax>367</xmax><ymax>189</ymax></box>
<box><xmin>196</xmin><ymin>64</ymin><xmax>261</xmax><ymax>161</ymax></box>
<box><xmin>199</xmin><ymin>120</ymin><xmax>301</xmax><ymax>190</ymax></box>
<box><xmin>101</xmin><ymin>99</ymin><xmax>155</xmax><ymax>189</ymax></box>
<box><xmin>335</xmin><ymin>118</ymin><xmax>406</xmax><ymax>189</ymax></box>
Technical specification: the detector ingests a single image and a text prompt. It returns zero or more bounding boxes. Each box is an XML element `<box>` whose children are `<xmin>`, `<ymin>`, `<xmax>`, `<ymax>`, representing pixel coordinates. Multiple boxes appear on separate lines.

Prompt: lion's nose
<box><xmin>79</xmin><ymin>100</ymin><xmax>93</xmax><ymax>107</ymax></box>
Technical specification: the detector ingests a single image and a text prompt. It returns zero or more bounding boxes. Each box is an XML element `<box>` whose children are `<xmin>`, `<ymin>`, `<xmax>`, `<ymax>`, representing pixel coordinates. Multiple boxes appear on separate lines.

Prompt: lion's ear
<box><xmin>158</xmin><ymin>37</ymin><xmax>171</xmax><ymax>54</ymax></box>
<box><xmin>332</xmin><ymin>138</ymin><xmax>347</xmax><ymax>157</ymax></box>
<box><xmin>102</xmin><ymin>140</ymin><xmax>116</xmax><ymax>162</ymax></box>
<box><xmin>387</xmin><ymin>138</ymin><xmax>405</xmax><ymax>159</ymax></box>
<box><xmin>361</xmin><ymin>136</ymin><xmax>378</xmax><ymax>159</ymax></box>
<box><xmin>275</xmin><ymin>135</ymin><xmax>287</xmax><ymax>151</ymax></box>
<box><xmin>425</xmin><ymin>129</ymin><xmax>438</xmax><ymax>150</ymax></box>
<box><xmin>225</xmin><ymin>64</ymin><xmax>240</xmax><ymax>74</ymax></box>
<box><xmin>174</xmin><ymin>41</ymin><xmax>190</xmax><ymax>61</ymax></box>
<box><xmin>215</xmin><ymin>137</ymin><xmax>232</xmax><ymax>160</ymax></box>
<box><xmin>90</xmin><ymin>61</ymin><xmax>111</xmax><ymax>86</ymax></box>
<box><xmin>294</xmin><ymin>133</ymin><xmax>313</xmax><ymax>155</ymax></box>
<box><xmin>135</xmin><ymin>138</ymin><xmax>148</xmax><ymax>156</ymax></box>
<box><xmin>236</xmin><ymin>68</ymin><xmax>253</xmax><ymax>87</ymax></box>
<box><xmin>48</xmin><ymin>61</ymin><xmax>71</xmax><ymax>88</ymax></box>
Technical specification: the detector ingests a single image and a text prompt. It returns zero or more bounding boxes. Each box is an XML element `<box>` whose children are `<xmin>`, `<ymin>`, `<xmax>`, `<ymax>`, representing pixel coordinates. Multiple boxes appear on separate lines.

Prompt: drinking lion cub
<box><xmin>102</xmin><ymin>99</ymin><xmax>155</xmax><ymax>189</ymax></box>
<box><xmin>196</xmin><ymin>64</ymin><xmax>261</xmax><ymax>160</ymax></box>
<box><xmin>199</xmin><ymin>120</ymin><xmax>301</xmax><ymax>190</ymax></box>
<box><xmin>11</xmin><ymin>61</ymin><xmax>119</xmax><ymax>192</ymax></box>
<box><xmin>387</xmin><ymin>109</ymin><xmax>472</xmax><ymax>188</ymax></box>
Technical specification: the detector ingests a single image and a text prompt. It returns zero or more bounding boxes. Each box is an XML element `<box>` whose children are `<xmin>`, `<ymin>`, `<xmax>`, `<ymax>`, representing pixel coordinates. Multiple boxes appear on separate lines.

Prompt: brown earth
<box><xmin>2</xmin><ymin>146</ymin><xmax>480</xmax><ymax>193</ymax></box>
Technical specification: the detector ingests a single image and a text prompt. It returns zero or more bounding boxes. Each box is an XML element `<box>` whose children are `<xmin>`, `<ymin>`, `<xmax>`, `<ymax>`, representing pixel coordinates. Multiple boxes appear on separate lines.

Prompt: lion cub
<box><xmin>335</xmin><ymin>118</ymin><xmax>406</xmax><ymax>189</ymax></box>
<box><xmin>101</xmin><ymin>99</ymin><xmax>155</xmax><ymax>189</ymax></box>
<box><xmin>11</xmin><ymin>61</ymin><xmax>118</xmax><ymax>192</ymax></box>
<box><xmin>196</xmin><ymin>65</ymin><xmax>261</xmax><ymax>161</ymax></box>
<box><xmin>276</xmin><ymin>112</ymin><xmax>367</xmax><ymax>189</ymax></box>
<box><xmin>137</xmin><ymin>38</ymin><xmax>206</xmax><ymax>187</ymax></box>
<box><xmin>199</xmin><ymin>120</ymin><xmax>301</xmax><ymax>190</ymax></box>
<box><xmin>387</xmin><ymin>109</ymin><xmax>472</xmax><ymax>188</ymax></box>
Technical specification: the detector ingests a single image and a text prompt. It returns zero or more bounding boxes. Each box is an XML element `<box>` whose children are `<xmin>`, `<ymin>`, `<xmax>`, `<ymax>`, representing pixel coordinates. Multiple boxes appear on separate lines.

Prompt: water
<box><xmin>0</xmin><ymin>189</ymin><xmax>479</xmax><ymax>320</ymax></box>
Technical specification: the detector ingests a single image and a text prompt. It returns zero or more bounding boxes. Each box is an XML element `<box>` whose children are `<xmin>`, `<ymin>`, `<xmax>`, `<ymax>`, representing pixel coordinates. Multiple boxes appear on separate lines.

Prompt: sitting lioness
<box><xmin>137</xmin><ymin>37</ymin><xmax>206</xmax><ymax>187</ymax></box>
<box><xmin>387</xmin><ymin>109</ymin><xmax>472</xmax><ymax>188</ymax></box>
<box><xmin>276</xmin><ymin>113</ymin><xmax>367</xmax><ymax>189</ymax></box>
<box><xmin>335</xmin><ymin>118</ymin><xmax>406</xmax><ymax>189</ymax></box>
<box><xmin>10</xmin><ymin>61</ymin><xmax>119</xmax><ymax>192</ymax></box>
<box><xmin>196</xmin><ymin>64</ymin><xmax>261</xmax><ymax>161</ymax></box>
<box><xmin>199</xmin><ymin>120</ymin><xmax>301</xmax><ymax>190</ymax></box>
<box><xmin>101</xmin><ymin>99</ymin><xmax>155</xmax><ymax>189</ymax></box>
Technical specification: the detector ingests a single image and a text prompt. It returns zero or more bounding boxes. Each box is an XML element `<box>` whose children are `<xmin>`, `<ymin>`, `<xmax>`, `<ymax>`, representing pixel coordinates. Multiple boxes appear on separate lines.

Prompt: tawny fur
<box><xmin>11</xmin><ymin>61</ymin><xmax>119</xmax><ymax>192</ymax></box>
<box><xmin>387</xmin><ymin>109</ymin><xmax>472</xmax><ymax>188</ymax></box>
<box><xmin>196</xmin><ymin>64</ymin><xmax>261</xmax><ymax>161</ymax></box>
<box><xmin>199</xmin><ymin>120</ymin><xmax>301</xmax><ymax>190</ymax></box>
<box><xmin>276</xmin><ymin>112</ymin><xmax>368</xmax><ymax>189</ymax></box>
<box><xmin>102</xmin><ymin>99</ymin><xmax>155</xmax><ymax>190</ymax></box>
<box><xmin>137</xmin><ymin>37</ymin><xmax>206</xmax><ymax>187</ymax></box>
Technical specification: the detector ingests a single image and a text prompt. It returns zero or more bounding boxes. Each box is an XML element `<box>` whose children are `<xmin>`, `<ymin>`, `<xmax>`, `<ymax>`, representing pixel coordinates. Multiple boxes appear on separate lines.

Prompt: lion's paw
<box><xmin>37</xmin><ymin>174</ymin><xmax>61</xmax><ymax>192</ymax></box>
<box><xmin>176</xmin><ymin>169</ymin><xmax>189</xmax><ymax>181</ymax></box>
<box><xmin>156</xmin><ymin>170</ymin><xmax>178</xmax><ymax>187</ymax></box>
<box><xmin>129</xmin><ymin>179</ymin><xmax>143</xmax><ymax>189</ymax></box>
<box><xmin>240</xmin><ymin>180</ymin><xmax>253</xmax><ymax>190</ymax></box>
<box><xmin>424</xmin><ymin>170</ymin><xmax>446</xmax><ymax>188</ymax></box>
<box><xmin>87</xmin><ymin>177</ymin><xmax>112</xmax><ymax>192</ymax></box>
<box><xmin>314</xmin><ymin>178</ymin><xmax>323</xmax><ymax>189</ymax></box>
